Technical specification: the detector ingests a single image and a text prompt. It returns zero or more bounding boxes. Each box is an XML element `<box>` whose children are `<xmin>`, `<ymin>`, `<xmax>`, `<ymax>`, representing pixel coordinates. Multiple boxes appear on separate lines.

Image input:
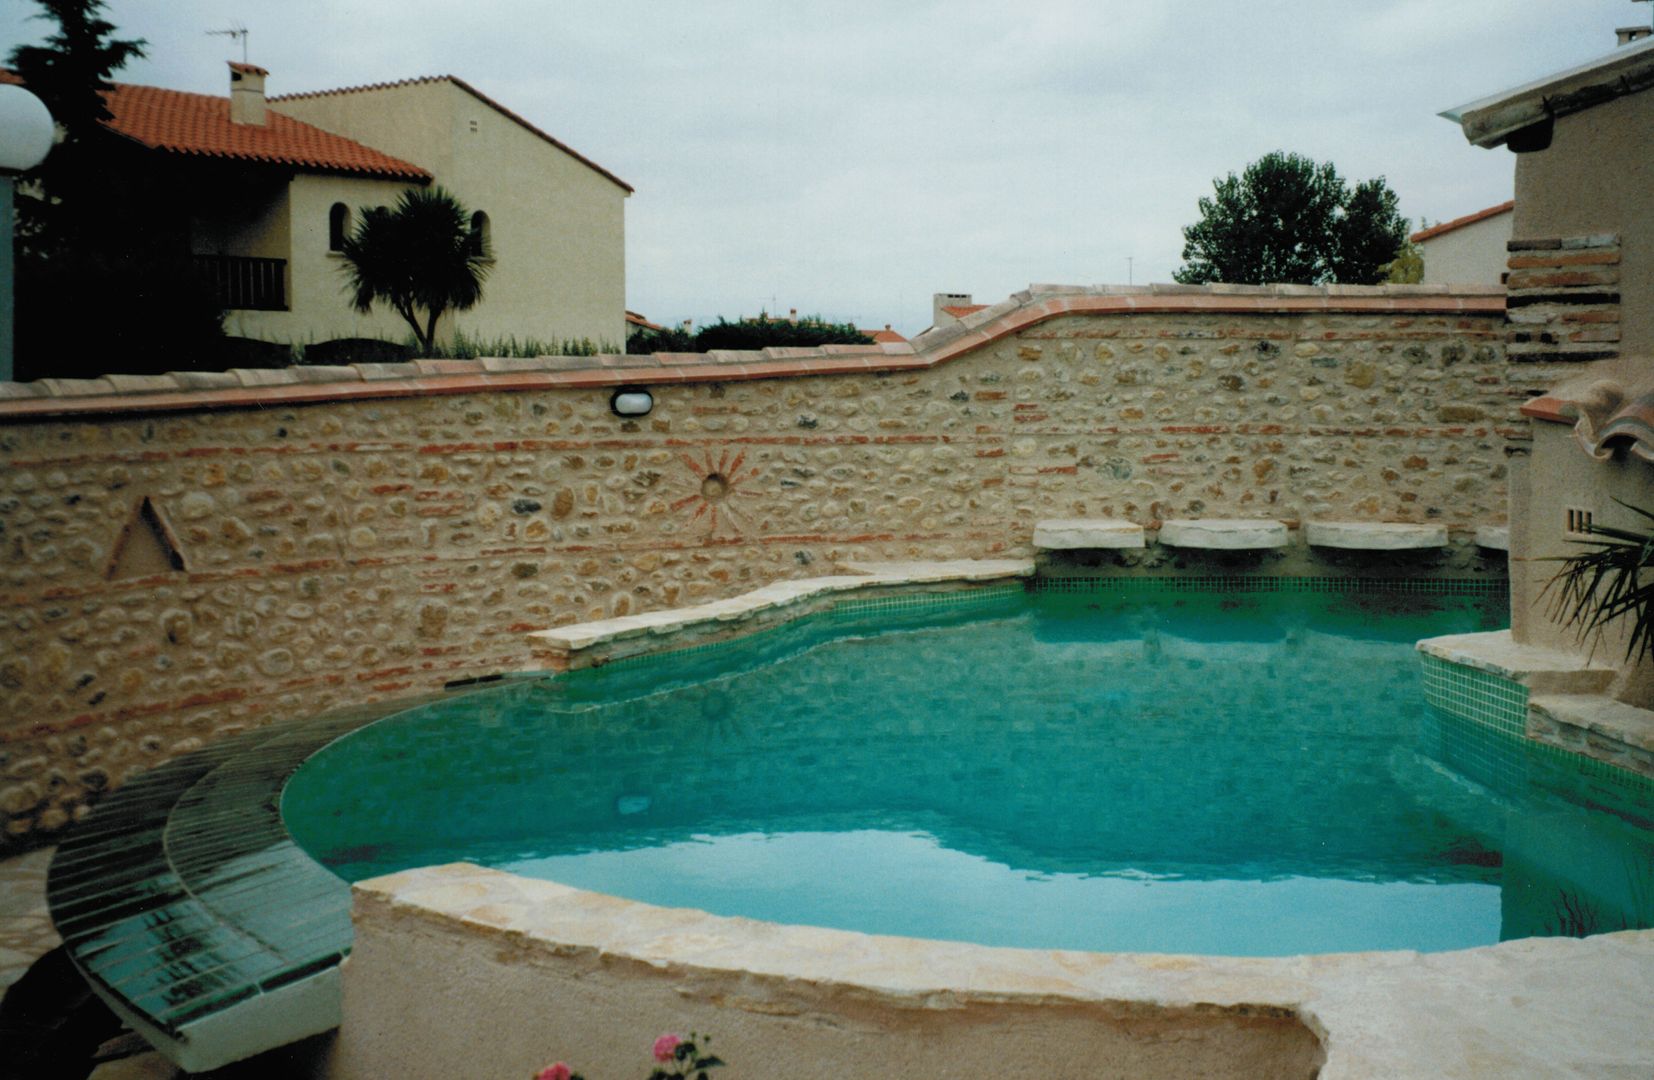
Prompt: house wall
<box><xmin>1419</xmin><ymin>210</ymin><xmax>1513</xmax><ymax>286</ymax></box>
<box><xmin>0</xmin><ymin>288</ymin><xmax>1511</xmax><ymax>844</ymax></box>
<box><xmin>1508</xmin><ymin>419</ymin><xmax>1654</xmax><ymax>705</ymax></box>
<box><xmin>1512</xmin><ymin>87</ymin><xmax>1654</xmax><ymax>355</ymax></box>
<box><xmin>224</xmin><ymin>173</ymin><xmax>428</xmax><ymax>345</ymax></box>
<box><xmin>271</xmin><ymin>82</ymin><xmax>629</xmax><ymax>350</ymax></box>
<box><xmin>187</xmin><ymin>174</ymin><xmax>292</xmax><ymax>262</ymax></box>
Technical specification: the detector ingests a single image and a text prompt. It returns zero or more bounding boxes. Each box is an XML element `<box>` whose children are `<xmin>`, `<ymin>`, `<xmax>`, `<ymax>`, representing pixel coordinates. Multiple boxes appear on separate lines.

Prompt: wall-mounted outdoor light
<box><xmin>610</xmin><ymin>388</ymin><xmax>654</xmax><ymax>417</ymax></box>
<box><xmin>0</xmin><ymin>83</ymin><xmax>55</xmax><ymax>383</ymax></box>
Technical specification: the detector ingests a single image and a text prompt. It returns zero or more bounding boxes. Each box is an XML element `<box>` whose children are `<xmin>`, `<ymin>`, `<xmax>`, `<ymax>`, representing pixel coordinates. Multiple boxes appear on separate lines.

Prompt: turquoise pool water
<box><xmin>283</xmin><ymin>584</ymin><xmax>1654</xmax><ymax>957</ymax></box>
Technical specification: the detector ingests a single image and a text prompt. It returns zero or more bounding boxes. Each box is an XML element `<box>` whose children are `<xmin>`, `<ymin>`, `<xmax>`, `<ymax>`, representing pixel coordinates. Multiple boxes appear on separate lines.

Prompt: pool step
<box><xmin>1036</xmin><ymin>518</ymin><xmax>1485</xmax><ymax>553</ymax></box>
<box><xmin>1304</xmin><ymin>521</ymin><xmax>1448</xmax><ymax>550</ymax></box>
<box><xmin>1032</xmin><ymin>518</ymin><xmax>1145</xmax><ymax>550</ymax></box>
<box><xmin>1159</xmin><ymin>518</ymin><xmax>1290</xmax><ymax>550</ymax></box>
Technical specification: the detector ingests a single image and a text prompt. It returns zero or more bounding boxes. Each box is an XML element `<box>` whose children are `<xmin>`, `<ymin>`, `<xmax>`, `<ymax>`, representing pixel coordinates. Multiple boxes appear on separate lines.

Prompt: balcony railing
<box><xmin>192</xmin><ymin>254</ymin><xmax>288</xmax><ymax>311</ymax></box>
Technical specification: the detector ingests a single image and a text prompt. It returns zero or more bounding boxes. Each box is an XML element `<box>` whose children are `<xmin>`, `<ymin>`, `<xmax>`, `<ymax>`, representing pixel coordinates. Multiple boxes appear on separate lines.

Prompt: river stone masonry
<box><xmin>0</xmin><ymin>283</ymin><xmax>1515</xmax><ymax>843</ymax></box>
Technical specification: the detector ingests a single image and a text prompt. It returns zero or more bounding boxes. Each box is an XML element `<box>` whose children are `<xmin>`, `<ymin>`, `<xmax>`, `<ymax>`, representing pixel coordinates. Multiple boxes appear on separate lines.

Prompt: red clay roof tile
<box><xmin>1410</xmin><ymin>201</ymin><xmax>1514</xmax><ymax>243</ymax></box>
<box><xmin>103</xmin><ymin>82</ymin><xmax>430</xmax><ymax>181</ymax></box>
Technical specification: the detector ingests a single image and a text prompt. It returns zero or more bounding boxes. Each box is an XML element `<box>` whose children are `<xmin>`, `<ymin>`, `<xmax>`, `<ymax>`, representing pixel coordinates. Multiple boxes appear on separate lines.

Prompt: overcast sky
<box><xmin>3</xmin><ymin>1</ymin><xmax>1644</xmax><ymax>335</ymax></box>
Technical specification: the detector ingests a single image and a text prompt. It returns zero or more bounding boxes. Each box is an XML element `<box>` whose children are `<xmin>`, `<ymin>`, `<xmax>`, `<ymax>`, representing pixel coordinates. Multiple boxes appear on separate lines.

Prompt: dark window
<box><xmin>328</xmin><ymin>203</ymin><xmax>350</xmax><ymax>251</ymax></box>
<box><xmin>468</xmin><ymin>210</ymin><xmax>491</xmax><ymax>258</ymax></box>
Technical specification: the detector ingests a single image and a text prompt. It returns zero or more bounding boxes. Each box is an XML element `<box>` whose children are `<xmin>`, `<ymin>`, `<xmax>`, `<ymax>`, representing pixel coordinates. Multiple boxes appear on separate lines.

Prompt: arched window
<box><xmin>468</xmin><ymin>210</ymin><xmax>491</xmax><ymax>258</ymax></box>
<box><xmin>328</xmin><ymin>202</ymin><xmax>350</xmax><ymax>251</ymax></box>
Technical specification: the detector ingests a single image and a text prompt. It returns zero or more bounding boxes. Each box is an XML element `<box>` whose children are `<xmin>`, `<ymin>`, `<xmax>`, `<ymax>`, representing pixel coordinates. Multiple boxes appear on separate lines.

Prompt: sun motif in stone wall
<box><xmin>673</xmin><ymin>449</ymin><xmax>760</xmax><ymax>536</ymax></box>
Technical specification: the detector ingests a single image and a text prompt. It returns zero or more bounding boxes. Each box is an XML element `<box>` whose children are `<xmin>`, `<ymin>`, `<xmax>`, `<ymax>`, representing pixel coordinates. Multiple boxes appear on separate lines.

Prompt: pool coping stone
<box><xmin>346</xmin><ymin>862</ymin><xmax>1654</xmax><ymax>1080</ymax></box>
<box><xmin>525</xmin><ymin>559</ymin><xmax>1034</xmax><ymax>668</ymax></box>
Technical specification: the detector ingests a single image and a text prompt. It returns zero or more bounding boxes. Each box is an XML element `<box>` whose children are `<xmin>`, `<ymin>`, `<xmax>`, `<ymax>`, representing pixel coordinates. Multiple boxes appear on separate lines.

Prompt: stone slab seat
<box><xmin>1304</xmin><ymin>521</ymin><xmax>1448</xmax><ymax>550</ymax></box>
<box><xmin>1475</xmin><ymin>525</ymin><xmax>1511</xmax><ymax>551</ymax></box>
<box><xmin>1158</xmin><ymin>518</ymin><xmax>1289</xmax><ymax>550</ymax></box>
<box><xmin>43</xmin><ymin>696</ymin><xmax>436</xmax><ymax>1073</ymax></box>
<box><xmin>1032</xmin><ymin>518</ymin><xmax>1146</xmax><ymax>550</ymax></box>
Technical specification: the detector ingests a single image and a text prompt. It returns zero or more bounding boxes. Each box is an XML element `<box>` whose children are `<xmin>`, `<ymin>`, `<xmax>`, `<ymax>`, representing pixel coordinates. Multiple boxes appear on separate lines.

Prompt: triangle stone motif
<box><xmin>107</xmin><ymin>496</ymin><xmax>186</xmax><ymax>580</ymax></box>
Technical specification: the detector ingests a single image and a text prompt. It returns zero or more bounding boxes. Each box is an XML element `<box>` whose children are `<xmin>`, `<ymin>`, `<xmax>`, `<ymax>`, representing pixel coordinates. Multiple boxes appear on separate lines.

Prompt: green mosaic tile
<box><xmin>1419</xmin><ymin>652</ymin><xmax>1528</xmax><ymax>739</ymax></box>
<box><xmin>1419</xmin><ymin>651</ymin><xmax>1654</xmax><ymax>810</ymax></box>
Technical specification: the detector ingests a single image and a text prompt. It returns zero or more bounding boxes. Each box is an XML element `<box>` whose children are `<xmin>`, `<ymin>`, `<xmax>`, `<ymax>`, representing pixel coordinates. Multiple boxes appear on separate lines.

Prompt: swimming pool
<box><xmin>283</xmin><ymin>581</ymin><xmax>1653</xmax><ymax>957</ymax></box>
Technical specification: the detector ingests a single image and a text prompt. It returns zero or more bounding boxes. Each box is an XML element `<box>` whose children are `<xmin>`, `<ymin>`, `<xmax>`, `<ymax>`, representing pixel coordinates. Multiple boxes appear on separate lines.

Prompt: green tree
<box><xmin>1174</xmin><ymin>152</ymin><xmax>1410</xmax><ymax>286</ymax></box>
<box><xmin>627</xmin><ymin>313</ymin><xmax>872</xmax><ymax>354</ymax></box>
<box><xmin>338</xmin><ymin>187</ymin><xmax>491</xmax><ymax>354</ymax></box>
<box><xmin>9</xmin><ymin>0</ymin><xmax>226</xmax><ymax>380</ymax></box>
<box><xmin>8</xmin><ymin>0</ymin><xmax>146</xmax><ymax>252</ymax></box>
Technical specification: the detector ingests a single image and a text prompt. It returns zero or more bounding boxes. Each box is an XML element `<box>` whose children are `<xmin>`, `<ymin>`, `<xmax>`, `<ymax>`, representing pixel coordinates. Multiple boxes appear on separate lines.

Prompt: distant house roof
<box><xmin>857</xmin><ymin>325</ymin><xmax>908</xmax><ymax>344</ymax></box>
<box><xmin>625</xmin><ymin>311</ymin><xmax>663</xmax><ymax>332</ymax></box>
<box><xmin>1410</xmin><ymin>201</ymin><xmax>1514</xmax><ymax>244</ymax></box>
<box><xmin>272</xmin><ymin>75</ymin><xmax>634</xmax><ymax>194</ymax></box>
<box><xmin>941</xmin><ymin>304</ymin><xmax>988</xmax><ymax>318</ymax></box>
<box><xmin>90</xmin><ymin>81</ymin><xmax>431</xmax><ymax>181</ymax></box>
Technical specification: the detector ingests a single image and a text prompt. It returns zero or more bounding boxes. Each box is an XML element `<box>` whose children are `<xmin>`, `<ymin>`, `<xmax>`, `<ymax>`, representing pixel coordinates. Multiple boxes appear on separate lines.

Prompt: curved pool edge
<box><xmin>335</xmin><ymin>861</ymin><xmax>1654</xmax><ymax>1079</ymax></box>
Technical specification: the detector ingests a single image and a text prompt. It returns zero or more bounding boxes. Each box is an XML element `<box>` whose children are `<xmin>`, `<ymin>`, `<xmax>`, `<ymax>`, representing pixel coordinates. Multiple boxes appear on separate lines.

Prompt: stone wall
<box><xmin>0</xmin><ymin>284</ymin><xmax>1512</xmax><ymax>844</ymax></box>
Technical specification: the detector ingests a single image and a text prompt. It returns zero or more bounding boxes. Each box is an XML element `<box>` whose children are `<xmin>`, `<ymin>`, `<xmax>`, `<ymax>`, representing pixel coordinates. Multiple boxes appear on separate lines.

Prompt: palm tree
<box><xmin>1544</xmin><ymin>500</ymin><xmax>1654</xmax><ymax>663</ymax></box>
<box><xmin>337</xmin><ymin>186</ymin><xmax>490</xmax><ymax>354</ymax></box>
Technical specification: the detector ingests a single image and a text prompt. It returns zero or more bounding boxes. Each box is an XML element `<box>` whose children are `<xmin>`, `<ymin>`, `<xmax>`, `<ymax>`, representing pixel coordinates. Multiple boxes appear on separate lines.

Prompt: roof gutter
<box><xmin>1442</xmin><ymin>36</ymin><xmax>1654</xmax><ymax>149</ymax></box>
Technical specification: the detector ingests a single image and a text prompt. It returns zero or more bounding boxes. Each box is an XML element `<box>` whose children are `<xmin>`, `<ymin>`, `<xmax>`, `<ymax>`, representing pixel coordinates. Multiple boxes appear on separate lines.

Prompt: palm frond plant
<box><xmin>337</xmin><ymin>186</ymin><xmax>490</xmax><ymax>354</ymax></box>
<box><xmin>1542</xmin><ymin>499</ymin><xmax>1654</xmax><ymax>663</ymax></box>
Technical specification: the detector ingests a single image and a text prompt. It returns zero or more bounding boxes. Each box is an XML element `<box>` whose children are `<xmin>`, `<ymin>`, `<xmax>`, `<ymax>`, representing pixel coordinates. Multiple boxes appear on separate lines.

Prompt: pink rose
<box><xmin>536</xmin><ymin>1064</ymin><xmax>572</xmax><ymax>1080</ymax></box>
<box><xmin>652</xmin><ymin>1033</ymin><xmax>682</xmax><ymax>1062</ymax></box>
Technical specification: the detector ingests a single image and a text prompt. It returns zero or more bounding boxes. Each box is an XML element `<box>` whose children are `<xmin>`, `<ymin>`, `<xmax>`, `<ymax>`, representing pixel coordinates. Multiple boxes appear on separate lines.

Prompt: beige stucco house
<box><xmin>101</xmin><ymin>62</ymin><xmax>632</xmax><ymax>352</ymax></box>
<box><xmin>1441</xmin><ymin>32</ymin><xmax>1654</xmax><ymax>721</ymax></box>
<box><xmin>1412</xmin><ymin>200</ymin><xmax>1514</xmax><ymax>285</ymax></box>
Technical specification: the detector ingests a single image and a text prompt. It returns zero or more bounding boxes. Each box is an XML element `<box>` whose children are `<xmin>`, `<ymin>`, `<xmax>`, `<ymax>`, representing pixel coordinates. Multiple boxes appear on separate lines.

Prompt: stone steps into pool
<box><xmin>526</xmin><ymin>558</ymin><xmax>1034</xmax><ymax>672</ymax></box>
<box><xmin>1416</xmin><ymin>629</ymin><xmax>1654</xmax><ymax>779</ymax></box>
<box><xmin>1033</xmin><ymin>517</ymin><xmax>1487</xmax><ymax>552</ymax></box>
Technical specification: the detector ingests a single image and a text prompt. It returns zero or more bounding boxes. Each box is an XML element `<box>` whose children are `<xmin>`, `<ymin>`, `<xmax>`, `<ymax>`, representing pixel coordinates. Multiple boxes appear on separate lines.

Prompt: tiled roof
<box><xmin>1411</xmin><ymin>201</ymin><xmax>1514</xmax><ymax>244</ymax></box>
<box><xmin>625</xmin><ymin>311</ymin><xmax>664</xmax><ymax>332</ymax></box>
<box><xmin>1523</xmin><ymin>374</ymin><xmax>1654</xmax><ymax>463</ymax></box>
<box><xmin>942</xmin><ymin>304</ymin><xmax>988</xmax><ymax>318</ymax></box>
<box><xmin>102</xmin><ymin>81</ymin><xmax>429</xmax><ymax>180</ymax></box>
<box><xmin>271</xmin><ymin>75</ymin><xmax>633</xmax><ymax>194</ymax></box>
<box><xmin>857</xmin><ymin>325</ymin><xmax>908</xmax><ymax>344</ymax></box>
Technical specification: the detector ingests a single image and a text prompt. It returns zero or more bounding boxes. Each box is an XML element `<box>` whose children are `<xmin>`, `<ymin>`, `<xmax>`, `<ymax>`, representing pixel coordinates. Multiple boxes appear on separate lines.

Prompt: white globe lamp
<box><xmin>0</xmin><ymin>83</ymin><xmax>55</xmax><ymax>381</ymax></box>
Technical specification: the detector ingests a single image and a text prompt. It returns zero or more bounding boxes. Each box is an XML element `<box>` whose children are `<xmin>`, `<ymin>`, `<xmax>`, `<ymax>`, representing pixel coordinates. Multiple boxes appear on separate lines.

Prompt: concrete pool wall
<box><xmin>0</xmin><ymin>283</ymin><xmax>1528</xmax><ymax>845</ymax></box>
<box><xmin>327</xmin><ymin>863</ymin><xmax>1654</xmax><ymax>1079</ymax></box>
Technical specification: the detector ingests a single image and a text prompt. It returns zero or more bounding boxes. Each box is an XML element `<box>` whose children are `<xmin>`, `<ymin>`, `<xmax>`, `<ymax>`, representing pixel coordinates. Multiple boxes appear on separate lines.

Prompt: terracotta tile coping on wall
<box><xmin>0</xmin><ymin>283</ymin><xmax>1506</xmax><ymax>422</ymax></box>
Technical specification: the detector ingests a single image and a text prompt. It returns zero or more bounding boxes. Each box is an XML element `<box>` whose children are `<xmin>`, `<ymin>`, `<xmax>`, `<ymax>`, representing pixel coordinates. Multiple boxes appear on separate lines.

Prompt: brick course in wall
<box><xmin>1504</xmin><ymin>233</ymin><xmax>1622</xmax><ymax>370</ymax></box>
<box><xmin>0</xmin><ymin>284</ymin><xmax>1513</xmax><ymax>843</ymax></box>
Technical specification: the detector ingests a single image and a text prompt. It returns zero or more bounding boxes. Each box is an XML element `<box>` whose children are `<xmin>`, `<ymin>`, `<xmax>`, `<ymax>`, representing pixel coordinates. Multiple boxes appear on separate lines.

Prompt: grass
<box><xmin>418</xmin><ymin>330</ymin><xmax>619</xmax><ymax>359</ymax></box>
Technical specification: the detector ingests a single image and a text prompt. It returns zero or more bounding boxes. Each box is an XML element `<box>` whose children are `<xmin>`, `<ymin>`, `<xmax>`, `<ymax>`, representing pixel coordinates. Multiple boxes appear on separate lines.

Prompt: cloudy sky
<box><xmin>3</xmin><ymin>1</ymin><xmax>1643</xmax><ymax>335</ymax></box>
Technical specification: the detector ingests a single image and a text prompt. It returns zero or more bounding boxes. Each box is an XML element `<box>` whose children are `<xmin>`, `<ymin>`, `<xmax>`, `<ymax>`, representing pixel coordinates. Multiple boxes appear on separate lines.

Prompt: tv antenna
<box><xmin>207</xmin><ymin>22</ymin><xmax>250</xmax><ymax>64</ymax></box>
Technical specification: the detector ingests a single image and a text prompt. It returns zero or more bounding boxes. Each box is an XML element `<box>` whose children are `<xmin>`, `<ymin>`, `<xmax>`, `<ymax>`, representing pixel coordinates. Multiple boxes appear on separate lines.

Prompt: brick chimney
<box><xmin>229</xmin><ymin>61</ymin><xmax>269</xmax><ymax>125</ymax></box>
<box><xmin>932</xmin><ymin>292</ymin><xmax>973</xmax><ymax>326</ymax></box>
